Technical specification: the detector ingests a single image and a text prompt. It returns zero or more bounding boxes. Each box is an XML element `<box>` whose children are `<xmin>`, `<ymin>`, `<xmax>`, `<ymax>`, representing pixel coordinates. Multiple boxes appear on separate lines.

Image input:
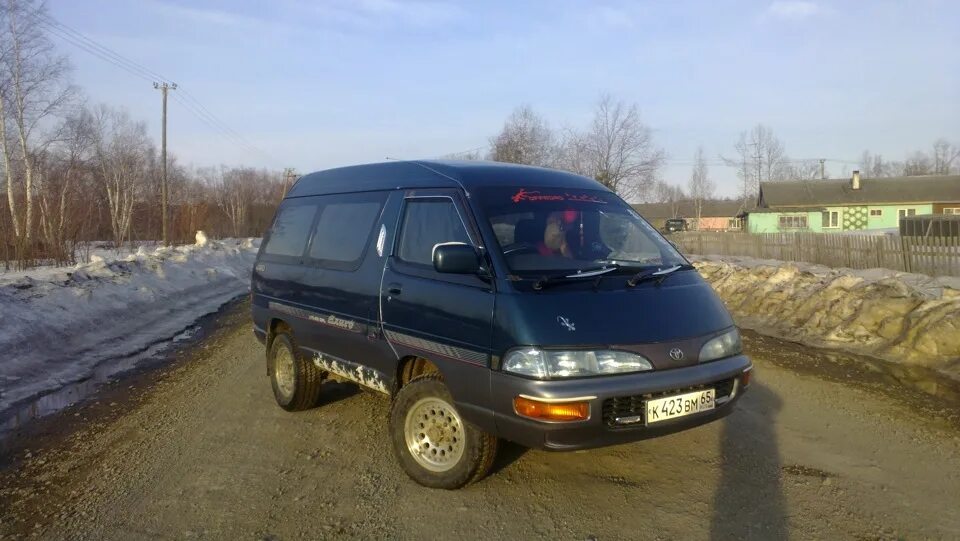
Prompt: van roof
<box><xmin>285</xmin><ymin>160</ymin><xmax>609</xmax><ymax>198</ymax></box>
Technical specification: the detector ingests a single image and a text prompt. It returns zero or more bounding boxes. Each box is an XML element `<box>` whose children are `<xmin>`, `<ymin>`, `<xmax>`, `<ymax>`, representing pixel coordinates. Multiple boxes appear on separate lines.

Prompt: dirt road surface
<box><xmin>2</xmin><ymin>302</ymin><xmax>959</xmax><ymax>540</ymax></box>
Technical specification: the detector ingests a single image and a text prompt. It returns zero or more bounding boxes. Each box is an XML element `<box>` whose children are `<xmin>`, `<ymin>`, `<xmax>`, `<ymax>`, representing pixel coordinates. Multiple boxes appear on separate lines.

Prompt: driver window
<box><xmin>397</xmin><ymin>199</ymin><xmax>471</xmax><ymax>266</ymax></box>
<box><xmin>599</xmin><ymin>212</ymin><xmax>660</xmax><ymax>261</ymax></box>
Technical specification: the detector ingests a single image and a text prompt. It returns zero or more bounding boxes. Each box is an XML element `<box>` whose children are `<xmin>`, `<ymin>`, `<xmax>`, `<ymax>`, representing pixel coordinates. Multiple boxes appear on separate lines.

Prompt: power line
<box><xmin>169</xmin><ymin>92</ymin><xmax>269</xmax><ymax>160</ymax></box>
<box><xmin>31</xmin><ymin>11</ymin><xmax>279</xmax><ymax>165</ymax></box>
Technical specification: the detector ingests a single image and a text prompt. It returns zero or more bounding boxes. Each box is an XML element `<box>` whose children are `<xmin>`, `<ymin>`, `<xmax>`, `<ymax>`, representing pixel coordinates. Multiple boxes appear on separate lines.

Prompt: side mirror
<box><xmin>433</xmin><ymin>243</ymin><xmax>481</xmax><ymax>274</ymax></box>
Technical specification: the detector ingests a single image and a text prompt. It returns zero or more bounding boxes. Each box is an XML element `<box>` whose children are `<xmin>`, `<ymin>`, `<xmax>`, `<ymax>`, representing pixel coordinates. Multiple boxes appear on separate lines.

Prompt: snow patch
<box><xmin>0</xmin><ymin>237</ymin><xmax>261</xmax><ymax>419</ymax></box>
<box><xmin>691</xmin><ymin>255</ymin><xmax>960</xmax><ymax>381</ymax></box>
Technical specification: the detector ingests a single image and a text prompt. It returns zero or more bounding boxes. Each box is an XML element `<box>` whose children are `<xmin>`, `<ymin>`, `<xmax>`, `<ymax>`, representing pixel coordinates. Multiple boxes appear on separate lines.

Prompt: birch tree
<box><xmin>92</xmin><ymin>105</ymin><xmax>152</xmax><ymax>250</ymax></box>
<box><xmin>217</xmin><ymin>167</ymin><xmax>249</xmax><ymax>237</ymax></box>
<box><xmin>35</xmin><ymin>109</ymin><xmax>93</xmax><ymax>263</ymax></box>
<box><xmin>0</xmin><ymin>0</ymin><xmax>74</xmax><ymax>262</ymax></box>
<box><xmin>687</xmin><ymin>146</ymin><xmax>714</xmax><ymax>229</ymax></box>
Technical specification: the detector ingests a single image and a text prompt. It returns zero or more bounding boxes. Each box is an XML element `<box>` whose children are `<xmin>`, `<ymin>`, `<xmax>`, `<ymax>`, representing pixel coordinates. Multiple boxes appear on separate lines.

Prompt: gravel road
<box><xmin>2</xmin><ymin>302</ymin><xmax>959</xmax><ymax>540</ymax></box>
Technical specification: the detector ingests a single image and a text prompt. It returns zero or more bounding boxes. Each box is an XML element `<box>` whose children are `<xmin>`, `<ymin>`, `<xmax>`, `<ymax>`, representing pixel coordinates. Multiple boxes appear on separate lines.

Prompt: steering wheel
<box><xmin>502</xmin><ymin>243</ymin><xmax>539</xmax><ymax>256</ymax></box>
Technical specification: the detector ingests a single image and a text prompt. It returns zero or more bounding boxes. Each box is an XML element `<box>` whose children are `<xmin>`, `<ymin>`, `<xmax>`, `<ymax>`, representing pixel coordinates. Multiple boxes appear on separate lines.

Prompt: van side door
<box><xmin>380</xmin><ymin>189</ymin><xmax>495</xmax><ymax>428</ymax></box>
<box><xmin>297</xmin><ymin>191</ymin><xmax>391</xmax><ymax>375</ymax></box>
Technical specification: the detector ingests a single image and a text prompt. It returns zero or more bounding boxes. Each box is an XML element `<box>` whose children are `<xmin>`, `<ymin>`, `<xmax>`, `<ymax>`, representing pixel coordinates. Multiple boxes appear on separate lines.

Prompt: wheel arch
<box><xmin>394</xmin><ymin>355</ymin><xmax>442</xmax><ymax>394</ymax></box>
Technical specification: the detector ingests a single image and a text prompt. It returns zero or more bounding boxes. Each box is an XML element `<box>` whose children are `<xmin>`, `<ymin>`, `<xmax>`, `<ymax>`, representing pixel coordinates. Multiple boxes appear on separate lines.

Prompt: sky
<box><xmin>48</xmin><ymin>0</ymin><xmax>960</xmax><ymax>197</ymax></box>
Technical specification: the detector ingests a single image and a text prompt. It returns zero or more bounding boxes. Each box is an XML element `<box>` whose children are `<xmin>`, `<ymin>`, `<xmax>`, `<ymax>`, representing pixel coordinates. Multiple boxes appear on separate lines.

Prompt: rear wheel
<box><xmin>269</xmin><ymin>330</ymin><xmax>323</xmax><ymax>411</ymax></box>
<box><xmin>389</xmin><ymin>374</ymin><xmax>497</xmax><ymax>489</ymax></box>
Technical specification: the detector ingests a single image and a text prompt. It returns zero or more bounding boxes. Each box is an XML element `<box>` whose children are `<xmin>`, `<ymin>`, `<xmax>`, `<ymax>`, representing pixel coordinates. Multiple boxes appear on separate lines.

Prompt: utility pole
<box><xmin>154</xmin><ymin>82</ymin><xmax>177</xmax><ymax>245</ymax></box>
<box><xmin>819</xmin><ymin>158</ymin><xmax>826</xmax><ymax>180</ymax></box>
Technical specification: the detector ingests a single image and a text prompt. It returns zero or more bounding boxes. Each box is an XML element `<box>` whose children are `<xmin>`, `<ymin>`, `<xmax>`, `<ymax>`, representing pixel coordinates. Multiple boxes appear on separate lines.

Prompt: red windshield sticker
<box><xmin>511</xmin><ymin>188</ymin><xmax>607</xmax><ymax>204</ymax></box>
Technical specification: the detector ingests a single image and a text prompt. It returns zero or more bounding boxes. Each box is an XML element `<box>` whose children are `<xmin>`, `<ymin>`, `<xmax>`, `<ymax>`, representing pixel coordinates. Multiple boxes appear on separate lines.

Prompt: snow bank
<box><xmin>691</xmin><ymin>255</ymin><xmax>960</xmax><ymax>380</ymax></box>
<box><xmin>0</xmin><ymin>237</ymin><xmax>260</xmax><ymax>417</ymax></box>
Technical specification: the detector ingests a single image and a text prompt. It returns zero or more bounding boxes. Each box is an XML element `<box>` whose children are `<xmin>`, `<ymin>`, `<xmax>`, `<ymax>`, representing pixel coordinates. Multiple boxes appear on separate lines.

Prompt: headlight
<box><xmin>699</xmin><ymin>329</ymin><xmax>742</xmax><ymax>362</ymax></box>
<box><xmin>502</xmin><ymin>348</ymin><xmax>653</xmax><ymax>379</ymax></box>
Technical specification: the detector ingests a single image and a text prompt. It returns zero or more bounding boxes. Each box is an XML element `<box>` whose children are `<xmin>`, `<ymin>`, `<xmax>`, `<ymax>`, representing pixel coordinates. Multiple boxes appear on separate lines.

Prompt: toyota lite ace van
<box><xmin>251</xmin><ymin>160</ymin><xmax>752</xmax><ymax>489</ymax></box>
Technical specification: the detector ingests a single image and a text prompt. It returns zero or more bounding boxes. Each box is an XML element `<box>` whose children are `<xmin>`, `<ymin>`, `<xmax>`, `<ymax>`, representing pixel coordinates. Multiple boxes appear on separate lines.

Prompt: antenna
<box><xmin>410</xmin><ymin>160</ymin><xmax>471</xmax><ymax>197</ymax></box>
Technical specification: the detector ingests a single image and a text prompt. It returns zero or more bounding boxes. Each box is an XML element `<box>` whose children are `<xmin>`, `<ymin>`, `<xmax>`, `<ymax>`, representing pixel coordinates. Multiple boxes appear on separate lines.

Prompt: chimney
<box><xmin>851</xmin><ymin>170</ymin><xmax>861</xmax><ymax>190</ymax></box>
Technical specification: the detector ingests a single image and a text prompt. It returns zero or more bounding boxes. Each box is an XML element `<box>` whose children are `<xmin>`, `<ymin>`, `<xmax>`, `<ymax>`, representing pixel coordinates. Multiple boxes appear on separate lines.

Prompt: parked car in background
<box><xmin>664</xmin><ymin>218</ymin><xmax>688</xmax><ymax>233</ymax></box>
<box><xmin>251</xmin><ymin>160</ymin><xmax>752</xmax><ymax>489</ymax></box>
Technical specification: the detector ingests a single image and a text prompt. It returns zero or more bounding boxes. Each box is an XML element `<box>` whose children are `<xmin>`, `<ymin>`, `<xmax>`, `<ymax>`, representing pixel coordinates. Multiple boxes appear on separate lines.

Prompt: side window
<box><xmin>308</xmin><ymin>192</ymin><xmax>385</xmax><ymax>268</ymax></box>
<box><xmin>263</xmin><ymin>203</ymin><xmax>317</xmax><ymax>257</ymax></box>
<box><xmin>397</xmin><ymin>199</ymin><xmax>471</xmax><ymax>266</ymax></box>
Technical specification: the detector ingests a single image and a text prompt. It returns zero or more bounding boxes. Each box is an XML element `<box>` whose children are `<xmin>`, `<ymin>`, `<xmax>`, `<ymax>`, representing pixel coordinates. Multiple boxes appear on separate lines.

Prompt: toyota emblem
<box><xmin>669</xmin><ymin>348</ymin><xmax>684</xmax><ymax>361</ymax></box>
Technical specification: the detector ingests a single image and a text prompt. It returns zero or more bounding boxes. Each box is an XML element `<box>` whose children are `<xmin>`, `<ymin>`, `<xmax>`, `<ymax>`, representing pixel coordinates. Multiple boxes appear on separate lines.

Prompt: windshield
<box><xmin>477</xmin><ymin>186</ymin><xmax>686</xmax><ymax>274</ymax></box>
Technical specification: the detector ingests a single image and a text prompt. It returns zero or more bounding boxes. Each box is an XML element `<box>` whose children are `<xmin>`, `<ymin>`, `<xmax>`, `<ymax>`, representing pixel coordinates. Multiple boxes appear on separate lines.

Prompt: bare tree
<box><xmin>902</xmin><ymin>151</ymin><xmax>932</xmax><ymax>176</ymax></box>
<box><xmin>722</xmin><ymin>124</ymin><xmax>789</xmax><ymax>202</ymax></box>
<box><xmin>782</xmin><ymin>160</ymin><xmax>822</xmax><ymax>180</ymax></box>
<box><xmin>687</xmin><ymin>146</ymin><xmax>714</xmax><ymax>229</ymax></box>
<box><xmin>35</xmin><ymin>109</ymin><xmax>94</xmax><ymax>263</ymax></box>
<box><xmin>653</xmin><ymin>181</ymin><xmax>686</xmax><ymax>218</ymax></box>
<box><xmin>932</xmin><ymin>138</ymin><xmax>959</xmax><ymax>175</ymax></box>
<box><xmin>0</xmin><ymin>0</ymin><xmax>74</xmax><ymax>264</ymax></box>
<box><xmin>206</xmin><ymin>166</ymin><xmax>251</xmax><ymax>237</ymax></box>
<box><xmin>859</xmin><ymin>150</ymin><xmax>892</xmax><ymax>178</ymax></box>
<box><xmin>489</xmin><ymin>105</ymin><xmax>555</xmax><ymax>167</ymax></box>
<box><xmin>92</xmin><ymin>105</ymin><xmax>153</xmax><ymax>250</ymax></box>
<box><xmin>559</xmin><ymin>95</ymin><xmax>664</xmax><ymax>201</ymax></box>
<box><xmin>441</xmin><ymin>148</ymin><xmax>483</xmax><ymax>161</ymax></box>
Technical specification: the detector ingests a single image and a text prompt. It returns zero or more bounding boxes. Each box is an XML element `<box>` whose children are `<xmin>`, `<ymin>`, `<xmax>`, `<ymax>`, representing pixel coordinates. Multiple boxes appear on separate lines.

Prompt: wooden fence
<box><xmin>671</xmin><ymin>232</ymin><xmax>960</xmax><ymax>277</ymax></box>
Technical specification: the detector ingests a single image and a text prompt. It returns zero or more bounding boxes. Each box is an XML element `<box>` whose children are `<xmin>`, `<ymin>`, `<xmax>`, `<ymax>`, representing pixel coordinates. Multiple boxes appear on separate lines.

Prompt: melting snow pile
<box><xmin>0</xmin><ymin>236</ymin><xmax>260</xmax><ymax>418</ymax></box>
<box><xmin>692</xmin><ymin>255</ymin><xmax>960</xmax><ymax>380</ymax></box>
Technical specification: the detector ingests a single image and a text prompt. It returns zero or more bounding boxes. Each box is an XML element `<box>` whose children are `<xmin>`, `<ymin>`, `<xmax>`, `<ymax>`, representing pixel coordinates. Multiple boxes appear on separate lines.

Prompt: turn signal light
<box><xmin>741</xmin><ymin>368</ymin><xmax>752</xmax><ymax>388</ymax></box>
<box><xmin>514</xmin><ymin>396</ymin><xmax>589</xmax><ymax>422</ymax></box>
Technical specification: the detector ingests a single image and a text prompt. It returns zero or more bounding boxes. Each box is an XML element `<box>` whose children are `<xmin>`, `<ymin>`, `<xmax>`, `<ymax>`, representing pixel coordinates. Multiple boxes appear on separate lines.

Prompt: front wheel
<box><xmin>389</xmin><ymin>374</ymin><xmax>497</xmax><ymax>489</ymax></box>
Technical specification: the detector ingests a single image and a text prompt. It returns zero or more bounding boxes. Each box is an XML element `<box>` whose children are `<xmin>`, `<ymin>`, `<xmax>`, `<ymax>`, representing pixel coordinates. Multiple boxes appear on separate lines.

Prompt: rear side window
<box><xmin>263</xmin><ymin>203</ymin><xmax>317</xmax><ymax>257</ymax></box>
<box><xmin>397</xmin><ymin>199</ymin><xmax>471</xmax><ymax>266</ymax></box>
<box><xmin>308</xmin><ymin>192</ymin><xmax>385</xmax><ymax>268</ymax></box>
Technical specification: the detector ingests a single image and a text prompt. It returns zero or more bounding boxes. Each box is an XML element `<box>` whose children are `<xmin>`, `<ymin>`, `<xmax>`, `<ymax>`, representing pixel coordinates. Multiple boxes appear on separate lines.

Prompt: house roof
<box><xmin>632</xmin><ymin>200</ymin><xmax>751</xmax><ymax>220</ymax></box>
<box><xmin>758</xmin><ymin>175</ymin><xmax>960</xmax><ymax>208</ymax></box>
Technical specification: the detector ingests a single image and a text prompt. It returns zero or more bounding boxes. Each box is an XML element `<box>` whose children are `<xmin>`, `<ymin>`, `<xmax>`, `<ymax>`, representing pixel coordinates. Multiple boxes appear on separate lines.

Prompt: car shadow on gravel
<box><xmin>489</xmin><ymin>440</ymin><xmax>529</xmax><ymax>475</ymax></box>
<box><xmin>710</xmin><ymin>383</ymin><xmax>788</xmax><ymax>540</ymax></box>
<box><xmin>315</xmin><ymin>381</ymin><xmax>362</xmax><ymax>407</ymax></box>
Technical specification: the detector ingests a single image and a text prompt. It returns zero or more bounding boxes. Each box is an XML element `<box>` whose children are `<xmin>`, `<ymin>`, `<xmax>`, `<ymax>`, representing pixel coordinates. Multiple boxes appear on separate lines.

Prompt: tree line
<box><xmin>0</xmin><ymin>1</ymin><xmax>288</xmax><ymax>270</ymax></box>
<box><xmin>482</xmin><ymin>102</ymin><xmax>958</xmax><ymax>226</ymax></box>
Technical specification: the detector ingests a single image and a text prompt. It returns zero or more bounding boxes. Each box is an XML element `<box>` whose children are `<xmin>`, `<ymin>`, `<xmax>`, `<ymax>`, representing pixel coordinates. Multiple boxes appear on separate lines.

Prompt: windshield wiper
<box><xmin>533</xmin><ymin>265</ymin><xmax>619</xmax><ymax>290</ymax></box>
<box><xmin>625</xmin><ymin>264</ymin><xmax>695</xmax><ymax>288</ymax></box>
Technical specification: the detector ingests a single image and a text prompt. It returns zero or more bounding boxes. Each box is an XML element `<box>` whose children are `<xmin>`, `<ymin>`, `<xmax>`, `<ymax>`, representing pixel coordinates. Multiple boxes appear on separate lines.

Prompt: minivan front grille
<box><xmin>602</xmin><ymin>377</ymin><xmax>736</xmax><ymax>428</ymax></box>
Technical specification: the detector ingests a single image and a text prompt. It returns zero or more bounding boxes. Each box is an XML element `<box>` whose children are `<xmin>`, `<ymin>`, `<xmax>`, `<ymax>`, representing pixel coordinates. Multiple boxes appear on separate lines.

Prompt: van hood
<box><xmin>493</xmin><ymin>275</ymin><xmax>734</xmax><ymax>351</ymax></box>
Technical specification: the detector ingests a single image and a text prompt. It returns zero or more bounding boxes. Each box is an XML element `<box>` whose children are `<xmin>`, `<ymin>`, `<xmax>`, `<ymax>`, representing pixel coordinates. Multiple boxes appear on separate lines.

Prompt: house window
<box><xmin>821</xmin><ymin>210</ymin><xmax>840</xmax><ymax>228</ymax></box>
<box><xmin>898</xmin><ymin>209</ymin><xmax>917</xmax><ymax>219</ymax></box>
<box><xmin>944</xmin><ymin>208</ymin><xmax>960</xmax><ymax>215</ymax></box>
<box><xmin>869</xmin><ymin>209</ymin><xmax>883</xmax><ymax>217</ymax></box>
<box><xmin>727</xmin><ymin>218</ymin><xmax>743</xmax><ymax>230</ymax></box>
<box><xmin>778</xmin><ymin>215</ymin><xmax>808</xmax><ymax>229</ymax></box>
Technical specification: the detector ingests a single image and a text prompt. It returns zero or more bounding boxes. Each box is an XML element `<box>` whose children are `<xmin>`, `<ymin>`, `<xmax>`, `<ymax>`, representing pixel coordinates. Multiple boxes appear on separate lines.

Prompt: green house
<box><xmin>749</xmin><ymin>173</ymin><xmax>960</xmax><ymax>233</ymax></box>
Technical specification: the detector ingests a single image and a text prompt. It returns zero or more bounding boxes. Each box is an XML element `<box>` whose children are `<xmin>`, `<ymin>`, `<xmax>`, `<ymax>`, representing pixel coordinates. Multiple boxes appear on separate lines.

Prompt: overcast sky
<box><xmin>49</xmin><ymin>0</ymin><xmax>959</xmax><ymax>197</ymax></box>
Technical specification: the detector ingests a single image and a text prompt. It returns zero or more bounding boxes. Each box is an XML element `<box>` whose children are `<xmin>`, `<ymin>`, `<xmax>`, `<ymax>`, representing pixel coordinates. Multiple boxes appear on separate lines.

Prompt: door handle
<box><xmin>387</xmin><ymin>283</ymin><xmax>402</xmax><ymax>295</ymax></box>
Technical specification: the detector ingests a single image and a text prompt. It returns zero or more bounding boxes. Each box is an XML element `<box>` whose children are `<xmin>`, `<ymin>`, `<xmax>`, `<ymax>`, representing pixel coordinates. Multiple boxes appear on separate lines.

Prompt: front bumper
<box><xmin>490</xmin><ymin>354</ymin><xmax>752</xmax><ymax>450</ymax></box>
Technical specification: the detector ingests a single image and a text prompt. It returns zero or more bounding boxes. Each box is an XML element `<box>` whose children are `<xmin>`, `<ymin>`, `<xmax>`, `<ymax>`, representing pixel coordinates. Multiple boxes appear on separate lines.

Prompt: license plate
<box><xmin>645</xmin><ymin>389</ymin><xmax>715</xmax><ymax>425</ymax></box>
